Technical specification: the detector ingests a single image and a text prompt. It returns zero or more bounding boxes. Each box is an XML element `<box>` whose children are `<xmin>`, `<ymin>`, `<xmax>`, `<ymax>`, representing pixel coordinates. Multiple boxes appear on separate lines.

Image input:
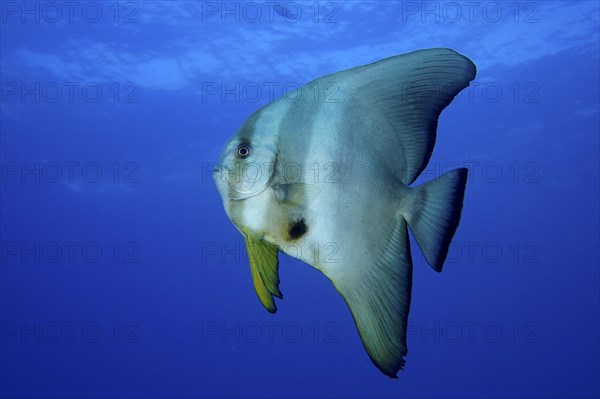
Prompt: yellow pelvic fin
<box><xmin>243</xmin><ymin>229</ymin><xmax>282</xmax><ymax>313</ymax></box>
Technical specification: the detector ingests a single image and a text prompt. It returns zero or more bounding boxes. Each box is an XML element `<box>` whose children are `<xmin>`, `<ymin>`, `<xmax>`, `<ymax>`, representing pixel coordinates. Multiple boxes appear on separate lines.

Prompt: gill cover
<box><xmin>219</xmin><ymin>143</ymin><xmax>277</xmax><ymax>200</ymax></box>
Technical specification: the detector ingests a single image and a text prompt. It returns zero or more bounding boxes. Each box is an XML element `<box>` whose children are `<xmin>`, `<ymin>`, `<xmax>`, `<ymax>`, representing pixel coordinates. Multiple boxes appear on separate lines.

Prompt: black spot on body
<box><xmin>288</xmin><ymin>218</ymin><xmax>308</xmax><ymax>240</ymax></box>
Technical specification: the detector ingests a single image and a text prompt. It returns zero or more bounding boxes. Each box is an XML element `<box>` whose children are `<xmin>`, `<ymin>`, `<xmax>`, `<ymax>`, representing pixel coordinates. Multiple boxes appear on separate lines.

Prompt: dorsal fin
<box><xmin>321</xmin><ymin>48</ymin><xmax>476</xmax><ymax>184</ymax></box>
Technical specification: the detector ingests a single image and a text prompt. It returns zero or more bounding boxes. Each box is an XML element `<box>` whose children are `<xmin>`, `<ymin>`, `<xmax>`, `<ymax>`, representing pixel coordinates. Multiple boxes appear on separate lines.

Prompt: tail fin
<box><xmin>405</xmin><ymin>168</ymin><xmax>468</xmax><ymax>272</ymax></box>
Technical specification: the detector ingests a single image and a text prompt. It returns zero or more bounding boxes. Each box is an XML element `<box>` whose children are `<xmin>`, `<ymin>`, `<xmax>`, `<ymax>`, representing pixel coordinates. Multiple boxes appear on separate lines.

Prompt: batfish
<box><xmin>213</xmin><ymin>48</ymin><xmax>477</xmax><ymax>377</ymax></box>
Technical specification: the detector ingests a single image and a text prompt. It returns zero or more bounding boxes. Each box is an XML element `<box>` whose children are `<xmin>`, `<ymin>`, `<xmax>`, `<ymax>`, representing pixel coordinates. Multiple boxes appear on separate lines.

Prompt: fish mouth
<box><xmin>211</xmin><ymin>162</ymin><xmax>270</xmax><ymax>201</ymax></box>
<box><xmin>212</xmin><ymin>164</ymin><xmax>224</xmax><ymax>185</ymax></box>
<box><xmin>212</xmin><ymin>164</ymin><xmax>226</xmax><ymax>200</ymax></box>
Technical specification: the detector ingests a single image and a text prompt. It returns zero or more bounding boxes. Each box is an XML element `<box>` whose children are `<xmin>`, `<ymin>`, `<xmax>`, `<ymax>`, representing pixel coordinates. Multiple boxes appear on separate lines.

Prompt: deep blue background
<box><xmin>1</xmin><ymin>1</ymin><xmax>599</xmax><ymax>398</ymax></box>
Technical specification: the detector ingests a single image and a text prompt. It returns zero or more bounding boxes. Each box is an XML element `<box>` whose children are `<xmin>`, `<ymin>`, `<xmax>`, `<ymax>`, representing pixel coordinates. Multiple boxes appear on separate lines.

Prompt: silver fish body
<box><xmin>214</xmin><ymin>48</ymin><xmax>476</xmax><ymax>377</ymax></box>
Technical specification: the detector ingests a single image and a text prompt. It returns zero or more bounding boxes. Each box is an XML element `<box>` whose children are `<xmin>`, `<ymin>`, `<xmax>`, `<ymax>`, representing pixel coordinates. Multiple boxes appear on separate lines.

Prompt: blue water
<box><xmin>1</xmin><ymin>1</ymin><xmax>599</xmax><ymax>398</ymax></box>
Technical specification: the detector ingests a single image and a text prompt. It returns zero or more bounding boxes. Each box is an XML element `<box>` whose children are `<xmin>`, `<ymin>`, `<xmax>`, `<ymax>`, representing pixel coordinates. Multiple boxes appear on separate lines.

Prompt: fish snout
<box><xmin>212</xmin><ymin>163</ymin><xmax>227</xmax><ymax>198</ymax></box>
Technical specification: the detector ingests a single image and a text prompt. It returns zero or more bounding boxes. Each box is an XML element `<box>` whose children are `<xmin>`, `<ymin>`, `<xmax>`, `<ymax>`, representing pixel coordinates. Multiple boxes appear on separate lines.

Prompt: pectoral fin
<box><xmin>243</xmin><ymin>230</ymin><xmax>282</xmax><ymax>313</ymax></box>
<box><xmin>273</xmin><ymin>183</ymin><xmax>321</xmax><ymax>207</ymax></box>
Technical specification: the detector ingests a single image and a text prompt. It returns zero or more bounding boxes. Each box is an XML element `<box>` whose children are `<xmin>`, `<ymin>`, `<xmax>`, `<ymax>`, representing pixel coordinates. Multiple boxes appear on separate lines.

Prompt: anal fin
<box><xmin>332</xmin><ymin>217</ymin><xmax>413</xmax><ymax>378</ymax></box>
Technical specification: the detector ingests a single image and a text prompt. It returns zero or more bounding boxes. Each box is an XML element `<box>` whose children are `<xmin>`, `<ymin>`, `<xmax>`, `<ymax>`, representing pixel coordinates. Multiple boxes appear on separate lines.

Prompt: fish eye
<box><xmin>236</xmin><ymin>144</ymin><xmax>251</xmax><ymax>159</ymax></box>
